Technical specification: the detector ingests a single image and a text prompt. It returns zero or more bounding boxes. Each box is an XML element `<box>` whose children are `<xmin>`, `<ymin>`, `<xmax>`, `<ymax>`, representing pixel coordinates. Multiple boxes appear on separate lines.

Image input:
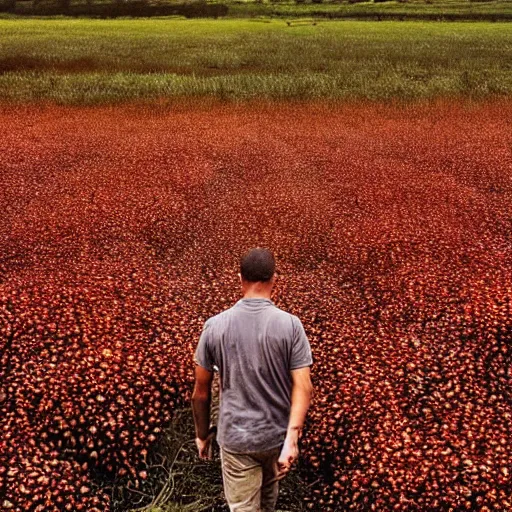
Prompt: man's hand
<box><xmin>276</xmin><ymin>430</ymin><xmax>299</xmax><ymax>479</ymax></box>
<box><xmin>195</xmin><ymin>429</ymin><xmax>216</xmax><ymax>460</ymax></box>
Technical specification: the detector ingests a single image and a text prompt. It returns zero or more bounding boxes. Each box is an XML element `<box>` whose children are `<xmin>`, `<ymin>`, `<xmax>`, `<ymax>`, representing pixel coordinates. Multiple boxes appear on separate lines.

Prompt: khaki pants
<box><xmin>220</xmin><ymin>446</ymin><xmax>281</xmax><ymax>512</ymax></box>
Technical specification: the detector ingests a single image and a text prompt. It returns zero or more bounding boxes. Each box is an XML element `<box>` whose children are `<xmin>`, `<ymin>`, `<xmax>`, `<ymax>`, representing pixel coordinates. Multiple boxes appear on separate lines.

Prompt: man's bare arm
<box><xmin>288</xmin><ymin>366</ymin><xmax>314</xmax><ymax>432</ymax></box>
<box><xmin>192</xmin><ymin>365</ymin><xmax>214</xmax><ymax>440</ymax></box>
<box><xmin>278</xmin><ymin>366</ymin><xmax>313</xmax><ymax>475</ymax></box>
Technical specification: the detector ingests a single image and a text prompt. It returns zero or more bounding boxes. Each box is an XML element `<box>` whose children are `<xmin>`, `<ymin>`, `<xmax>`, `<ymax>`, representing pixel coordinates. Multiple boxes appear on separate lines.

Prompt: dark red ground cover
<box><xmin>1</xmin><ymin>100</ymin><xmax>512</xmax><ymax>511</ymax></box>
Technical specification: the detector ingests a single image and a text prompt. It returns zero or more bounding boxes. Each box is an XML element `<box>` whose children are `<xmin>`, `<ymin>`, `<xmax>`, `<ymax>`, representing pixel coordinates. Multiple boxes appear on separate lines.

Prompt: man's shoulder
<box><xmin>263</xmin><ymin>305</ymin><xmax>303</xmax><ymax>335</ymax></box>
<box><xmin>204</xmin><ymin>304</ymin><xmax>237</xmax><ymax>327</ymax></box>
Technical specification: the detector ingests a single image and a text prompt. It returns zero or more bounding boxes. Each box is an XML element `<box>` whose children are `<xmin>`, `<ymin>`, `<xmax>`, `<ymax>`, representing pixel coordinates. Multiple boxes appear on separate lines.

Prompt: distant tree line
<box><xmin>0</xmin><ymin>0</ymin><xmax>229</xmax><ymax>17</ymax></box>
<box><xmin>0</xmin><ymin>0</ymin><xmax>507</xmax><ymax>18</ymax></box>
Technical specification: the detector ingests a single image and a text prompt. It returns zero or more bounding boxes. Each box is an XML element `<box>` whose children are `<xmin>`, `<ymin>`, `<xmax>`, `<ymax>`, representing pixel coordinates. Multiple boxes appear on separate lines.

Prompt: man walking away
<box><xmin>192</xmin><ymin>247</ymin><xmax>314</xmax><ymax>512</ymax></box>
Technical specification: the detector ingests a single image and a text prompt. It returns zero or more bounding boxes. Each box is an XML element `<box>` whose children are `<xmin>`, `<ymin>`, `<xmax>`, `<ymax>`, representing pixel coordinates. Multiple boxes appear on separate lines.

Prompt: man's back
<box><xmin>195</xmin><ymin>297</ymin><xmax>312</xmax><ymax>453</ymax></box>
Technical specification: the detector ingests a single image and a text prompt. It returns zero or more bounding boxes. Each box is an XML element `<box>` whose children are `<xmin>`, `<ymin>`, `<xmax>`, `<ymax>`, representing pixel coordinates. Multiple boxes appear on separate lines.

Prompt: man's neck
<box><xmin>242</xmin><ymin>291</ymin><xmax>272</xmax><ymax>300</ymax></box>
<box><xmin>241</xmin><ymin>281</ymin><xmax>273</xmax><ymax>300</ymax></box>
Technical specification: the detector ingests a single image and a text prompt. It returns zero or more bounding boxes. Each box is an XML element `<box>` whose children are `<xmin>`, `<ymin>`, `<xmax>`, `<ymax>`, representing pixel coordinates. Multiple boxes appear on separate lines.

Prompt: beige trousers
<box><xmin>220</xmin><ymin>446</ymin><xmax>281</xmax><ymax>512</ymax></box>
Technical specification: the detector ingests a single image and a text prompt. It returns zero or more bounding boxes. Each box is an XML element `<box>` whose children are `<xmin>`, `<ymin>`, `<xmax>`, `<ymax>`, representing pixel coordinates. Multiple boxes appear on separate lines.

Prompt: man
<box><xmin>192</xmin><ymin>247</ymin><xmax>314</xmax><ymax>512</ymax></box>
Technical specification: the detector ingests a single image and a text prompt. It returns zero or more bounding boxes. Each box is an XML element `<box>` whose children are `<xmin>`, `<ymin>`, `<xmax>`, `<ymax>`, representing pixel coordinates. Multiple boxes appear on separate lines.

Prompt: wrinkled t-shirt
<box><xmin>194</xmin><ymin>298</ymin><xmax>313</xmax><ymax>454</ymax></box>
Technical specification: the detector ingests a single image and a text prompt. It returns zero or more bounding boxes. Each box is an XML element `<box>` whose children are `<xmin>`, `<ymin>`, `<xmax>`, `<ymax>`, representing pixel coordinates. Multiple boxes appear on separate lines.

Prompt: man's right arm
<box><xmin>277</xmin><ymin>366</ymin><xmax>313</xmax><ymax>476</ymax></box>
<box><xmin>193</xmin><ymin>321</ymin><xmax>216</xmax><ymax>459</ymax></box>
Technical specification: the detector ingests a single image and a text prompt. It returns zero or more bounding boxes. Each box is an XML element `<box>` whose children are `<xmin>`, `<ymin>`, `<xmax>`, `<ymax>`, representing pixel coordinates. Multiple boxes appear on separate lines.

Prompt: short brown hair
<box><xmin>240</xmin><ymin>248</ymin><xmax>275</xmax><ymax>283</ymax></box>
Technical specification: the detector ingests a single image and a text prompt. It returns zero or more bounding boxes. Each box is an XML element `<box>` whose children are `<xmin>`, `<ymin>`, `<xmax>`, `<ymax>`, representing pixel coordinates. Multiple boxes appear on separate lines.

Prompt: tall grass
<box><xmin>0</xmin><ymin>19</ymin><xmax>511</xmax><ymax>103</ymax></box>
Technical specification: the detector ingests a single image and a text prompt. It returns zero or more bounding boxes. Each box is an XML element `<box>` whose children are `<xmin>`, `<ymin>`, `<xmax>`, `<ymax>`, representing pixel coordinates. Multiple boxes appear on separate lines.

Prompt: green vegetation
<box><xmin>0</xmin><ymin>18</ymin><xmax>511</xmax><ymax>103</ymax></box>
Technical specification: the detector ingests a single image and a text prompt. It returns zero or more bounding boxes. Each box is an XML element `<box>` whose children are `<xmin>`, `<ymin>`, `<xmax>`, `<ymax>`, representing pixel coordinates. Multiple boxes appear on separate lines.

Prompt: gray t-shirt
<box><xmin>194</xmin><ymin>298</ymin><xmax>313</xmax><ymax>454</ymax></box>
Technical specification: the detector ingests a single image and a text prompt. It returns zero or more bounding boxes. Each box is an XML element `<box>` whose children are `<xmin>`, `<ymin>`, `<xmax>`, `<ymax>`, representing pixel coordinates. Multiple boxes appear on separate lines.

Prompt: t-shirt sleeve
<box><xmin>194</xmin><ymin>321</ymin><xmax>215</xmax><ymax>372</ymax></box>
<box><xmin>290</xmin><ymin>316</ymin><xmax>313</xmax><ymax>370</ymax></box>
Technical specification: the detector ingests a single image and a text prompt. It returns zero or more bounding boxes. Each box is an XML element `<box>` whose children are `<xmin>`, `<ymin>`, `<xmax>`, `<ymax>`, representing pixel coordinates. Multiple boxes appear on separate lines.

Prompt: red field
<box><xmin>1</xmin><ymin>100</ymin><xmax>512</xmax><ymax>511</ymax></box>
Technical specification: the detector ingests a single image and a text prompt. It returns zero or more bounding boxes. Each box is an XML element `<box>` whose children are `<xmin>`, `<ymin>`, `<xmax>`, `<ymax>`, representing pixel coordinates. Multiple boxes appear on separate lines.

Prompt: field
<box><xmin>1</xmin><ymin>19</ymin><xmax>512</xmax><ymax>103</ymax></box>
<box><xmin>1</xmin><ymin>99</ymin><xmax>512</xmax><ymax>511</ymax></box>
<box><xmin>1</xmin><ymin>12</ymin><xmax>512</xmax><ymax>512</ymax></box>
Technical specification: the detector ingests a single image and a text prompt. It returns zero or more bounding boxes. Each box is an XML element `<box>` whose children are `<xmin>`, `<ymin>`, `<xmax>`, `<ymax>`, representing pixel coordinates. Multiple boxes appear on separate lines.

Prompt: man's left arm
<box><xmin>277</xmin><ymin>366</ymin><xmax>313</xmax><ymax>476</ymax></box>
<box><xmin>277</xmin><ymin>316</ymin><xmax>314</xmax><ymax>476</ymax></box>
<box><xmin>192</xmin><ymin>364</ymin><xmax>215</xmax><ymax>459</ymax></box>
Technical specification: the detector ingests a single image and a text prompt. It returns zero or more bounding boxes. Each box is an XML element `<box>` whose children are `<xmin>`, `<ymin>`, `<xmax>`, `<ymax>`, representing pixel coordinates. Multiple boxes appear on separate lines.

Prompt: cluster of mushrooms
<box><xmin>1</xmin><ymin>101</ymin><xmax>512</xmax><ymax>510</ymax></box>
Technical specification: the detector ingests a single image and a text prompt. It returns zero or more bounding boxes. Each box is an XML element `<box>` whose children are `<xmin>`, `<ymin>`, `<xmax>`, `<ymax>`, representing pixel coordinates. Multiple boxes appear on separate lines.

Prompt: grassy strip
<box><xmin>1</xmin><ymin>69</ymin><xmax>511</xmax><ymax>104</ymax></box>
<box><xmin>0</xmin><ymin>19</ymin><xmax>511</xmax><ymax>103</ymax></box>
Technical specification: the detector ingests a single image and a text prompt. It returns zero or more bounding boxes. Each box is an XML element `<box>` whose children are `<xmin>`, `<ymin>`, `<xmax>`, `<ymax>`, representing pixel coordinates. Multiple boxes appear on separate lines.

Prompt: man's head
<box><xmin>239</xmin><ymin>248</ymin><xmax>276</xmax><ymax>298</ymax></box>
<box><xmin>240</xmin><ymin>247</ymin><xmax>275</xmax><ymax>283</ymax></box>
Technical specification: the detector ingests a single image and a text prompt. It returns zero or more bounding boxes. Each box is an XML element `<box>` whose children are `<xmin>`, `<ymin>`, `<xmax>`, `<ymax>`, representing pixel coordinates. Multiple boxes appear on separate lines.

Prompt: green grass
<box><xmin>0</xmin><ymin>18</ymin><xmax>511</xmax><ymax>103</ymax></box>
